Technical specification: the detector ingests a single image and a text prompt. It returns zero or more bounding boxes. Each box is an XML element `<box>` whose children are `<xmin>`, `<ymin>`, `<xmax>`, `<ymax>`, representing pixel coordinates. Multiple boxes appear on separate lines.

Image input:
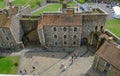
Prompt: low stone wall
<box><xmin>104</xmin><ymin>29</ymin><xmax>120</xmax><ymax>41</ymax></box>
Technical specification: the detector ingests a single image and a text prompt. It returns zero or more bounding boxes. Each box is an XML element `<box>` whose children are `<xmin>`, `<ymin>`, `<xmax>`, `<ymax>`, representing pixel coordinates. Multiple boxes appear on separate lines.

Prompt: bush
<box><xmin>14</xmin><ymin>62</ymin><xmax>18</xmax><ymax>67</ymax></box>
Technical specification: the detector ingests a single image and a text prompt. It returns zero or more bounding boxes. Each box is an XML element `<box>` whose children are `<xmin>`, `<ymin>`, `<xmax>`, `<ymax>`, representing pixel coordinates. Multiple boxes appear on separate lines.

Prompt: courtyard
<box><xmin>17</xmin><ymin>46</ymin><xmax>99</xmax><ymax>76</ymax></box>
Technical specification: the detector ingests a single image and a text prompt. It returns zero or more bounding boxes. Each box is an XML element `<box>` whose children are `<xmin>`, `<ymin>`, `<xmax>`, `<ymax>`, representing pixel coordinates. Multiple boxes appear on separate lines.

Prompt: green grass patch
<box><xmin>67</xmin><ymin>0</ymin><xmax>76</xmax><ymax>7</ymax></box>
<box><xmin>33</xmin><ymin>4</ymin><xmax>62</xmax><ymax>15</ymax></box>
<box><xmin>88</xmin><ymin>1</ymin><xmax>94</xmax><ymax>5</ymax></box>
<box><xmin>0</xmin><ymin>0</ymin><xmax>5</xmax><ymax>9</ymax></box>
<box><xmin>105</xmin><ymin>19</ymin><xmax>120</xmax><ymax>38</ymax></box>
<box><xmin>14</xmin><ymin>0</ymin><xmax>44</xmax><ymax>9</ymax></box>
<box><xmin>0</xmin><ymin>56</ymin><xmax>20</xmax><ymax>74</ymax></box>
<box><xmin>13</xmin><ymin>0</ymin><xmax>29</xmax><ymax>6</ymax></box>
<box><xmin>77</xmin><ymin>0</ymin><xmax>86</xmax><ymax>4</ymax></box>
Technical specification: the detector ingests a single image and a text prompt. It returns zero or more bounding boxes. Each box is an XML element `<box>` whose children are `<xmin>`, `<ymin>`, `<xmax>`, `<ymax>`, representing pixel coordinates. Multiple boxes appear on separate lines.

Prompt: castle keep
<box><xmin>38</xmin><ymin>7</ymin><xmax>107</xmax><ymax>48</ymax></box>
<box><xmin>0</xmin><ymin>4</ymin><xmax>108</xmax><ymax>50</ymax></box>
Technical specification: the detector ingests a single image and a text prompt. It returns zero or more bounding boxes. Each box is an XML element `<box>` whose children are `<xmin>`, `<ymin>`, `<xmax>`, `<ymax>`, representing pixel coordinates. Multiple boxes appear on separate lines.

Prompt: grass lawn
<box><xmin>67</xmin><ymin>0</ymin><xmax>76</xmax><ymax>7</ymax></box>
<box><xmin>14</xmin><ymin>0</ymin><xmax>44</xmax><ymax>9</ymax></box>
<box><xmin>77</xmin><ymin>0</ymin><xmax>86</xmax><ymax>4</ymax></box>
<box><xmin>0</xmin><ymin>56</ymin><xmax>20</xmax><ymax>74</ymax></box>
<box><xmin>33</xmin><ymin>4</ymin><xmax>62</xmax><ymax>15</ymax></box>
<box><xmin>0</xmin><ymin>0</ymin><xmax>5</xmax><ymax>9</ymax></box>
<box><xmin>105</xmin><ymin>19</ymin><xmax>120</xmax><ymax>38</ymax></box>
<box><xmin>13</xmin><ymin>0</ymin><xmax>29</xmax><ymax>6</ymax></box>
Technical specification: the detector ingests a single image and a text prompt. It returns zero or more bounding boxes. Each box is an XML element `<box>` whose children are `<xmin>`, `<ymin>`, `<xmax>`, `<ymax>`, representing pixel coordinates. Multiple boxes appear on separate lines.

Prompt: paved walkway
<box><xmin>73</xmin><ymin>0</ymin><xmax>113</xmax><ymax>19</ymax></box>
<box><xmin>17</xmin><ymin>46</ymin><xmax>101</xmax><ymax>76</ymax></box>
<box><xmin>32</xmin><ymin>4</ymin><xmax>49</xmax><ymax>13</ymax></box>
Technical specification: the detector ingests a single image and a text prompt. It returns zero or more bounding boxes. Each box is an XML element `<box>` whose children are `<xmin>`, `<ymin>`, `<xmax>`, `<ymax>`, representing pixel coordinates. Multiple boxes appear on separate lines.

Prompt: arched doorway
<box><xmin>80</xmin><ymin>38</ymin><xmax>88</xmax><ymax>46</ymax></box>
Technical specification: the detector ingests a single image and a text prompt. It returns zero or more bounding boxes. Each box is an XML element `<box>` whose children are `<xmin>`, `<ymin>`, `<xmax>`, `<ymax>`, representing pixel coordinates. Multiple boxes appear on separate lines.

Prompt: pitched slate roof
<box><xmin>96</xmin><ymin>41</ymin><xmax>120</xmax><ymax>70</ymax></box>
<box><xmin>38</xmin><ymin>13</ymin><xmax>82</xmax><ymax>29</ymax></box>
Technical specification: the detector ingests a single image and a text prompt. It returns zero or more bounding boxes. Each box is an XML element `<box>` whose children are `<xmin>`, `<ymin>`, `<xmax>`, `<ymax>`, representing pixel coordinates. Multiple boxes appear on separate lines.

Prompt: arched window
<box><xmin>64</xmin><ymin>35</ymin><xmax>67</xmax><ymax>39</ymax></box>
<box><xmin>63</xmin><ymin>27</ymin><xmax>67</xmax><ymax>31</ymax></box>
<box><xmin>100</xmin><ymin>26</ymin><xmax>103</xmax><ymax>30</ymax></box>
<box><xmin>74</xmin><ymin>27</ymin><xmax>77</xmax><ymax>31</ymax></box>
<box><xmin>73</xmin><ymin>35</ymin><xmax>76</xmax><ymax>39</ymax></box>
<box><xmin>54</xmin><ymin>35</ymin><xmax>57</xmax><ymax>38</ymax></box>
<box><xmin>95</xmin><ymin>26</ymin><xmax>98</xmax><ymax>31</ymax></box>
<box><xmin>54</xmin><ymin>42</ymin><xmax>58</xmax><ymax>46</ymax></box>
<box><xmin>53</xmin><ymin>27</ymin><xmax>56</xmax><ymax>31</ymax></box>
<box><xmin>64</xmin><ymin>41</ymin><xmax>67</xmax><ymax>45</ymax></box>
<box><xmin>73</xmin><ymin>41</ymin><xmax>76</xmax><ymax>45</ymax></box>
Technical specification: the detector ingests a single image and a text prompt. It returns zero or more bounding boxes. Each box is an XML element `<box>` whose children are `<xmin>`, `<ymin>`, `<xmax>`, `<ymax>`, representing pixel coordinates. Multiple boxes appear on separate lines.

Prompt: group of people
<box><xmin>70</xmin><ymin>53</ymin><xmax>78</xmax><ymax>65</ymax></box>
<box><xmin>60</xmin><ymin>52</ymin><xmax>78</xmax><ymax>72</ymax></box>
<box><xmin>19</xmin><ymin>66</ymin><xmax>36</xmax><ymax>75</ymax></box>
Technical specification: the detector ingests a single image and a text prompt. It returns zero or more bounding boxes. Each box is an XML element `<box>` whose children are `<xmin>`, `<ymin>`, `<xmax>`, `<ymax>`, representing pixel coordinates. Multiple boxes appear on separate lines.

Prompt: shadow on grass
<box><xmin>0</xmin><ymin>56</ymin><xmax>5</xmax><ymax>59</ymax></box>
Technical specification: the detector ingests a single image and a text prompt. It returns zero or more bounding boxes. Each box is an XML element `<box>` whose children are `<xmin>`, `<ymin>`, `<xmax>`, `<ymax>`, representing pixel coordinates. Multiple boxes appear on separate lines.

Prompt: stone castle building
<box><xmin>0</xmin><ymin>1</ymin><xmax>31</xmax><ymax>50</ymax></box>
<box><xmin>93</xmin><ymin>41</ymin><xmax>120</xmax><ymax>76</ymax></box>
<box><xmin>0</xmin><ymin>7</ymin><xmax>24</xmax><ymax>50</ymax></box>
<box><xmin>0</xmin><ymin>2</ymin><xmax>108</xmax><ymax>49</ymax></box>
<box><xmin>0</xmin><ymin>1</ymin><xmax>120</xmax><ymax>76</ymax></box>
<box><xmin>38</xmin><ymin>7</ymin><xmax>107</xmax><ymax>48</ymax></box>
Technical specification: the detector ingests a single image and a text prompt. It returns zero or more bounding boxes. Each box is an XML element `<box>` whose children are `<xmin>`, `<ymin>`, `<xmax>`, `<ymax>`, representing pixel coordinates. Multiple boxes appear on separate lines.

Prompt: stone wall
<box><xmin>0</xmin><ymin>27</ymin><xmax>19</xmax><ymax>49</ymax></box>
<box><xmin>42</xmin><ymin>26</ymin><xmax>82</xmax><ymax>48</ymax></box>
<box><xmin>10</xmin><ymin>15</ymin><xmax>24</xmax><ymax>42</ymax></box>
<box><xmin>107</xmin><ymin>66</ymin><xmax>120</xmax><ymax>76</ymax></box>
<box><xmin>82</xmin><ymin>14</ymin><xmax>107</xmax><ymax>38</ymax></box>
<box><xmin>105</xmin><ymin>29</ymin><xmax>120</xmax><ymax>41</ymax></box>
<box><xmin>93</xmin><ymin>55</ymin><xmax>120</xmax><ymax>76</ymax></box>
<box><xmin>20</xmin><ymin>19</ymin><xmax>38</xmax><ymax>34</ymax></box>
<box><xmin>20</xmin><ymin>16</ymin><xmax>40</xmax><ymax>43</ymax></box>
<box><xmin>21</xmin><ymin>5</ymin><xmax>31</xmax><ymax>15</ymax></box>
<box><xmin>26</xmin><ymin>30</ymin><xmax>39</xmax><ymax>42</ymax></box>
<box><xmin>38</xmin><ymin>28</ymin><xmax>46</xmax><ymax>46</ymax></box>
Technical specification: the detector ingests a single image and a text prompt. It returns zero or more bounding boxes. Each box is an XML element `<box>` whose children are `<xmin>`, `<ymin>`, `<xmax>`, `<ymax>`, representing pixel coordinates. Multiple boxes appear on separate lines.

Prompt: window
<box><xmin>73</xmin><ymin>35</ymin><xmax>76</xmax><ymax>39</ymax></box>
<box><xmin>53</xmin><ymin>27</ymin><xmax>56</xmax><ymax>31</ymax></box>
<box><xmin>106</xmin><ymin>63</ymin><xmax>110</xmax><ymax>68</ymax></box>
<box><xmin>95</xmin><ymin>26</ymin><xmax>98</xmax><ymax>31</ymax></box>
<box><xmin>6</xmin><ymin>36</ymin><xmax>9</xmax><ymax>41</ymax></box>
<box><xmin>54</xmin><ymin>35</ymin><xmax>57</xmax><ymax>38</ymax></box>
<box><xmin>8</xmin><ymin>43</ymin><xmax>13</xmax><ymax>47</ymax></box>
<box><xmin>100</xmin><ymin>26</ymin><xmax>103</xmax><ymax>30</ymax></box>
<box><xmin>54</xmin><ymin>42</ymin><xmax>58</xmax><ymax>46</ymax></box>
<box><xmin>64</xmin><ymin>35</ymin><xmax>67</xmax><ymax>39</ymax></box>
<box><xmin>0</xmin><ymin>43</ymin><xmax>4</xmax><ymax>47</ymax></box>
<box><xmin>73</xmin><ymin>41</ymin><xmax>76</xmax><ymax>45</ymax></box>
<box><xmin>63</xmin><ymin>27</ymin><xmax>67</xmax><ymax>31</ymax></box>
<box><xmin>103</xmin><ymin>69</ymin><xmax>108</xmax><ymax>75</ymax></box>
<box><xmin>64</xmin><ymin>41</ymin><xmax>67</xmax><ymax>45</ymax></box>
<box><xmin>2</xmin><ymin>29</ymin><xmax>6</xmax><ymax>33</ymax></box>
<box><xmin>74</xmin><ymin>27</ymin><xmax>77</xmax><ymax>31</ymax></box>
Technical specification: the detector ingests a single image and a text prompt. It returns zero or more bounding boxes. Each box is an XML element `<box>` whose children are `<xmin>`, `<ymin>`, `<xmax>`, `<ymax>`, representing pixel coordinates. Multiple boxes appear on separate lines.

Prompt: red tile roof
<box><xmin>38</xmin><ymin>13</ymin><xmax>82</xmax><ymax>29</ymax></box>
<box><xmin>96</xmin><ymin>41</ymin><xmax>120</xmax><ymax>70</ymax></box>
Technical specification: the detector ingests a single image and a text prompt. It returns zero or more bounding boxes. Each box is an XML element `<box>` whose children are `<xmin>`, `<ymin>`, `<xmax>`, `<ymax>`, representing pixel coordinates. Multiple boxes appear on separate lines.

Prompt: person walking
<box><xmin>62</xmin><ymin>66</ymin><xmax>67</xmax><ymax>72</ymax></box>
<box><xmin>60</xmin><ymin>63</ymin><xmax>64</xmax><ymax>69</ymax></box>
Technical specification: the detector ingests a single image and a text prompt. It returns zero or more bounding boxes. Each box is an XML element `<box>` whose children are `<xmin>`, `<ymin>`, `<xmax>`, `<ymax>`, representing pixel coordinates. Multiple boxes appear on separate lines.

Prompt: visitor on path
<box><xmin>74</xmin><ymin>53</ymin><xmax>77</xmax><ymax>59</ymax></box>
<box><xmin>19</xmin><ymin>70</ymin><xmax>22</xmax><ymax>74</ymax></box>
<box><xmin>24</xmin><ymin>69</ymin><xmax>27</xmax><ymax>73</ymax></box>
<box><xmin>69</xmin><ymin>58</ymin><xmax>74</xmax><ymax>66</ymax></box>
<box><xmin>62</xmin><ymin>66</ymin><xmax>67</xmax><ymax>72</ymax></box>
<box><xmin>60</xmin><ymin>63</ymin><xmax>64</xmax><ymax>69</ymax></box>
<box><xmin>32</xmin><ymin>66</ymin><xmax>35</xmax><ymax>70</ymax></box>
